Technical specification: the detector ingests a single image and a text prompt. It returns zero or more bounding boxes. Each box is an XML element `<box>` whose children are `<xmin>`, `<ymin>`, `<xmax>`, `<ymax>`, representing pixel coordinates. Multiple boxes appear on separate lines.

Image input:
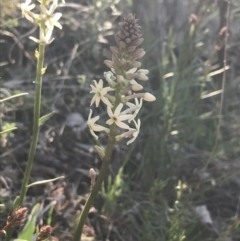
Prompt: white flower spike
<box><xmin>87</xmin><ymin>109</ymin><xmax>109</xmax><ymax>139</ymax></box>
<box><xmin>106</xmin><ymin>103</ymin><xmax>133</xmax><ymax>129</ymax></box>
<box><xmin>90</xmin><ymin>79</ymin><xmax>114</xmax><ymax>107</ymax></box>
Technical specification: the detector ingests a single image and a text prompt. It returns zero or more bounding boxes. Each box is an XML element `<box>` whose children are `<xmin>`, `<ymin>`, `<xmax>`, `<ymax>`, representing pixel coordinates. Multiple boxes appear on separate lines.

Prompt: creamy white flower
<box><xmin>127</xmin><ymin>98</ymin><xmax>142</xmax><ymax>122</ymax></box>
<box><xmin>29</xmin><ymin>27</ymin><xmax>54</xmax><ymax>44</ymax></box>
<box><xmin>90</xmin><ymin>79</ymin><xmax>114</xmax><ymax>107</ymax></box>
<box><xmin>115</xmin><ymin>129</ymin><xmax>136</xmax><ymax>143</ymax></box>
<box><xmin>121</xmin><ymin>98</ymin><xmax>142</xmax><ymax>122</ymax></box>
<box><xmin>87</xmin><ymin>109</ymin><xmax>109</xmax><ymax>139</ymax></box>
<box><xmin>104</xmin><ymin>71</ymin><xmax>116</xmax><ymax>85</ymax></box>
<box><xmin>106</xmin><ymin>103</ymin><xmax>133</xmax><ymax>129</ymax></box>
<box><xmin>21</xmin><ymin>0</ymin><xmax>36</xmax><ymax>22</ymax></box>
<box><xmin>127</xmin><ymin>119</ymin><xmax>141</xmax><ymax>145</ymax></box>
<box><xmin>40</xmin><ymin>0</ymin><xmax>63</xmax><ymax>29</ymax></box>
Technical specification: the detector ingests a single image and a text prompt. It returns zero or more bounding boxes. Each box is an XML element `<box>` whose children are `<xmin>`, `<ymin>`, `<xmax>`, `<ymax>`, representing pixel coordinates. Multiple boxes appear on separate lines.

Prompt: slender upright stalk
<box><xmin>7</xmin><ymin>22</ymin><xmax>46</xmax><ymax>241</ymax></box>
<box><xmin>73</xmin><ymin>125</ymin><xmax>116</xmax><ymax>241</ymax></box>
<box><xmin>6</xmin><ymin>0</ymin><xmax>62</xmax><ymax>239</ymax></box>
<box><xmin>73</xmin><ymin>13</ymin><xmax>155</xmax><ymax>241</ymax></box>
<box><xmin>18</xmin><ymin>43</ymin><xmax>45</xmax><ymax>206</ymax></box>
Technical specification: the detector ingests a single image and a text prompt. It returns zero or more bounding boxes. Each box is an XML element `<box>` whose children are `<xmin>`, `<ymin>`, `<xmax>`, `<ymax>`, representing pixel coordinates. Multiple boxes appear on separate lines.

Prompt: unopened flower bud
<box><xmin>120</xmin><ymin>58</ymin><xmax>127</xmax><ymax>66</ymax></box>
<box><xmin>114</xmin><ymin>34</ymin><xmax>121</xmax><ymax>45</ymax></box>
<box><xmin>7</xmin><ymin>207</ymin><xmax>28</xmax><ymax>227</ymax></box>
<box><xmin>137</xmin><ymin>69</ymin><xmax>149</xmax><ymax>81</ymax></box>
<box><xmin>89</xmin><ymin>168</ymin><xmax>96</xmax><ymax>187</ymax></box>
<box><xmin>126</xmin><ymin>73</ymin><xmax>138</xmax><ymax>80</ymax></box>
<box><xmin>132</xmin><ymin>48</ymin><xmax>145</xmax><ymax>60</ymax></box>
<box><xmin>143</xmin><ymin>92</ymin><xmax>156</xmax><ymax>102</ymax></box>
<box><xmin>132</xmin><ymin>61</ymin><xmax>141</xmax><ymax>68</ymax></box>
<box><xmin>110</xmin><ymin>46</ymin><xmax>119</xmax><ymax>56</ymax></box>
<box><xmin>119</xmin><ymin>41</ymin><xmax>126</xmax><ymax>50</ymax></box>
<box><xmin>132</xmin><ymin>38</ymin><xmax>144</xmax><ymax>47</ymax></box>
<box><xmin>104</xmin><ymin>60</ymin><xmax>115</xmax><ymax>69</ymax></box>
<box><xmin>138</xmin><ymin>69</ymin><xmax>149</xmax><ymax>75</ymax></box>
<box><xmin>127</xmin><ymin>46</ymin><xmax>136</xmax><ymax>54</ymax></box>
<box><xmin>37</xmin><ymin>225</ymin><xmax>52</xmax><ymax>241</ymax></box>
<box><xmin>130</xmin><ymin>79</ymin><xmax>143</xmax><ymax>91</ymax></box>
<box><xmin>117</xmin><ymin>75</ymin><xmax>124</xmax><ymax>83</ymax></box>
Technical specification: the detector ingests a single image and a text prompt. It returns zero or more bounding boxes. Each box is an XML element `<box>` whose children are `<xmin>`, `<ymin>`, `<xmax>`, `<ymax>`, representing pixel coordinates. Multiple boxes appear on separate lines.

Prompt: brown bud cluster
<box><xmin>7</xmin><ymin>207</ymin><xmax>28</xmax><ymax>227</ymax></box>
<box><xmin>115</xmin><ymin>13</ymin><xmax>142</xmax><ymax>46</ymax></box>
<box><xmin>37</xmin><ymin>225</ymin><xmax>53</xmax><ymax>241</ymax></box>
<box><xmin>104</xmin><ymin>13</ymin><xmax>145</xmax><ymax>77</ymax></box>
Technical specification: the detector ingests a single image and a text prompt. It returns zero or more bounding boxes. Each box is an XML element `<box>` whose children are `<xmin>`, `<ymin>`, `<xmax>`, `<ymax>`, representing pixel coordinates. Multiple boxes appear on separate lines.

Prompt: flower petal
<box><xmin>107</xmin><ymin>106</ymin><xmax>113</xmax><ymax>118</ymax></box>
<box><xmin>114</xmin><ymin>103</ymin><xmax>123</xmax><ymax>116</ymax></box>
<box><xmin>115</xmin><ymin>120</ymin><xmax>130</xmax><ymax>129</ymax></box>
<box><xmin>106</xmin><ymin>119</ymin><xmax>114</xmax><ymax>125</ymax></box>
<box><xmin>101</xmin><ymin>96</ymin><xmax>113</xmax><ymax>107</ymax></box>
<box><xmin>92</xmin><ymin>124</ymin><xmax>109</xmax><ymax>132</ymax></box>
<box><xmin>118</xmin><ymin>114</ymin><xmax>133</xmax><ymax>121</ymax></box>
<box><xmin>90</xmin><ymin>129</ymin><xmax>98</xmax><ymax>139</ymax></box>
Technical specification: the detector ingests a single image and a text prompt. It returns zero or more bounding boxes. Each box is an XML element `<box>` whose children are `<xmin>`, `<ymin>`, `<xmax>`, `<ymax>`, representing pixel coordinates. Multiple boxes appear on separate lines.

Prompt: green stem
<box><xmin>6</xmin><ymin>41</ymin><xmax>46</xmax><ymax>241</ymax></box>
<box><xmin>18</xmin><ymin>43</ymin><xmax>45</xmax><ymax>206</ymax></box>
<box><xmin>73</xmin><ymin>125</ymin><xmax>116</xmax><ymax>241</ymax></box>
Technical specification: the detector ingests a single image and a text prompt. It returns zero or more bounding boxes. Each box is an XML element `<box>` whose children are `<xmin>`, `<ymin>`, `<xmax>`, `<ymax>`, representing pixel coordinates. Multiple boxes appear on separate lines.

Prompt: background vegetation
<box><xmin>1</xmin><ymin>0</ymin><xmax>240</xmax><ymax>240</ymax></box>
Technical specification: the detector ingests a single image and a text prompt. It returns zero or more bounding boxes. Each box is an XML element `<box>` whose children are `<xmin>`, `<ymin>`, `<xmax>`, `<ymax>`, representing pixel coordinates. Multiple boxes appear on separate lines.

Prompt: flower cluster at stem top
<box><xmin>87</xmin><ymin>13</ymin><xmax>156</xmax><ymax>145</ymax></box>
<box><xmin>20</xmin><ymin>0</ymin><xmax>64</xmax><ymax>44</ymax></box>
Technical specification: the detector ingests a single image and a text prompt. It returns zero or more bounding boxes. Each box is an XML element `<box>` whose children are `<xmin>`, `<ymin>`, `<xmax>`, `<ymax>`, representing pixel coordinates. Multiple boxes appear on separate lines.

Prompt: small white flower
<box><xmin>104</xmin><ymin>71</ymin><xmax>116</xmax><ymax>88</ymax></box>
<box><xmin>90</xmin><ymin>79</ymin><xmax>114</xmax><ymax>107</ymax></box>
<box><xmin>127</xmin><ymin>119</ymin><xmax>141</xmax><ymax>145</ymax></box>
<box><xmin>115</xmin><ymin>129</ymin><xmax>136</xmax><ymax>143</ymax></box>
<box><xmin>121</xmin><ymin>98</ymin><xmax>142</xmax><ymax>122</ymax></box>
<box><xmin>21</xmin><ymin>0</ymin><xmax>36</xmax><ymax>22</ymax></box>
<box><xmin>40</xmin><ymin>0</ymin><xmax>63</xmax><ymax>29</ymax></box>
<box><xmin>87</xmin><ymin>109</ymin><xmax>109</xmax><ymax>139</ymax></box>
<box><xmin>106</xmin><ymin>103</ymin><xmax>133</xmax><ymax>129</ymax></box>
<box><xmin>29</xmin><ymin>27</ymin><xmax>54</xmax><ymax>44</ymax></box>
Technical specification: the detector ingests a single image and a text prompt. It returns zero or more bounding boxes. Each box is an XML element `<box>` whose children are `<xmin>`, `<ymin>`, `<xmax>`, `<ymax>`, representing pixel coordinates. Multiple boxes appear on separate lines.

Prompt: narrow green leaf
<box><xmin>18</xmin><ymin>203</ymin><xmax>40</xmax><ymax>240</ymax></box>
<box><xmin>0</xmin><ymin>93</ymin><xmax>28</xmax><ymax>103</ymax></box>
<box><xmin>38</xmin><ymin>111</ymin><xmax>55</xmax><ymax>127</ymax></box>
<box><xmin>27</xmin><ymin>176</ymin><xmax>65</xmax><ymax>188</ymax></box>
<box><xmin>47</xmin><ymin>201</ymin><xmax>56</xmax><ymax>225</ymax></box>
<box><xmin>0</xmin><ymin>127</ymin><xmax>17</xmax><ymax>135</ymax></box>
<box><xmin>13</xmin><ymin>196</ymin><xmax>20</xmax><ymax>208</ymax></box>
